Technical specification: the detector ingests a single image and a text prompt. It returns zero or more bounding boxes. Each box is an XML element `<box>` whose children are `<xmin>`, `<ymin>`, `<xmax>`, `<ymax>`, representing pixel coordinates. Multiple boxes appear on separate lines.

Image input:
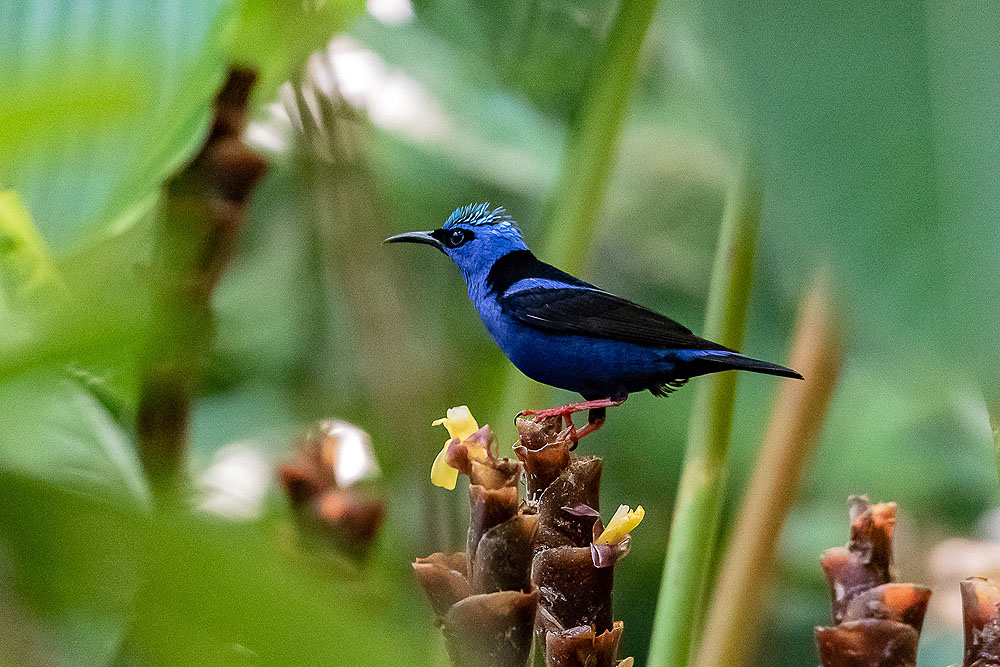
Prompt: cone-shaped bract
<box><xmin>820</xmin><ymin>496</ymin><xmax>897</xmax><ymax>623</ymax></box>
<box><xmin>413</xmin><ymin>552</ymin><xmax>473</xmax><ymax>619</ymax></box>
<box><xmin>473</xmin><ymin>514</ymin><xmax>538</xmax><ymax>594</ymax></box>
<box><xmin>956</xmin><ymin>577</ymin><xmax>1000</xmax><ymax>667</ymax></box>
<box><xmin>442</xmin><ymin>590</ymin><xmax>540</xmax><ymax>667</ymax></box>
<box><xmin>468</xmin><ymin>484</ymin><xmax>520</xmax><ymax>571</ymax></box>
<box><xmin>277</xmin><ymin>420</ymin><xmax>384</xmax><ymax>558</ymax></box>
<box><xmin>533</xmin><ymin>546</ymin><xmax>614</xmax><ymax>634</ymax></box>
<box><xmin>514</xmin><ymin>420</ymin><xmax>572</xmax><ymax>502</ymax></box>
<box><xmin>414</xmin><ymin>423</ymin><xmax>538</xmax><ymax>667</ymax></box>
<box><xmin>815</xmin><ymin>496</ymin><xmax>929</xmax><ymax>667</ymax></box>
<box><xmin>535</xmin><ymin>459</ymin><xmax>603</xmax><ymax>552</ymax></box>
<box><xmin>815</xmin><ymin>620</ymin><xmax>920</xmax><ymax>667</ymax></box>
<box><xmin>544</xmin><ymin>621</ymin><xmax>624</xmax><ymax>667</ymax></box>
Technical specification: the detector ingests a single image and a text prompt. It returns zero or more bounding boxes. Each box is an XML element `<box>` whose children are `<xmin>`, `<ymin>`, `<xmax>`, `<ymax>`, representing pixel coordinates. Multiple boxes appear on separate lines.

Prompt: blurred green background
<box><xmin>1</xmin><ymin>1</ymin><xmax>999</xmax><ymax>665</ymax></box>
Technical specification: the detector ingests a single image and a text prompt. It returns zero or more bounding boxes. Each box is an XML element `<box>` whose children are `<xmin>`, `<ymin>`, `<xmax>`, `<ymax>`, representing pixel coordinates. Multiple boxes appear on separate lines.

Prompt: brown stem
<box><xmin>136</xmin><ymin>67</ymin><xmax>267</xmax><ymax>500</ymax></box>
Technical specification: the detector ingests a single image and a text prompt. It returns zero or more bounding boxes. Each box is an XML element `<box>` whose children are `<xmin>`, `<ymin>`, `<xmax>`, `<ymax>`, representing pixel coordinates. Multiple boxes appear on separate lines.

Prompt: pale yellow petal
<box><xmin>430</xmin><ymin>441</ymin><xmax>459</xmax><ymax>490</ymax></box>
<box><xmin>431</xmin><ymin>405</ymin><xmax>479</xmax><ymax>442</ymax></box>
<box><xmin>596</xmin><ymin>504</ymin><xmax>645</xmax><ymax>545</ymax></box>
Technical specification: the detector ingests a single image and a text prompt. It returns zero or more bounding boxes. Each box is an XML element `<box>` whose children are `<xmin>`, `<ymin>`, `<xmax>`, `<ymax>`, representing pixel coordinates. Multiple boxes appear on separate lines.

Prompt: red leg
<box><xmin>573</xmin><ymin>408</ymin><xmax>608</xmax><ymax>440</ymax></box>
<box><xmin>519</xmin><ymin>397</ymin><xmax>626</xmax><ymax>419</ymax></box>
<box><xmin>562</xmin><ymin>412</ymin><xmax>579</xmax><ymax>447</ymax></box>
<box><xmin>519</xmin><ymin>397</ymin><xmax>626</xmax><ymax>444</ymax></box>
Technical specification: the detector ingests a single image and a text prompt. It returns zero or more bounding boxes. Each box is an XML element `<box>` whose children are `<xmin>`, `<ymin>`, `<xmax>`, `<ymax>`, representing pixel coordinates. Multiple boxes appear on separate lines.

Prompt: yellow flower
<box><xmin>432</xmin><ymin>405</ymin><xmax>480</xmax><ymax>442</ymax></box>
<box><xmin>595</xmin><ymin>504</ymin><xmax>645</xmax><ymax>545</ymax></box>
<box><xmin>430</xmin><ymin>406</ymin><xmax>484</xmax><ymax>490</ymax></box>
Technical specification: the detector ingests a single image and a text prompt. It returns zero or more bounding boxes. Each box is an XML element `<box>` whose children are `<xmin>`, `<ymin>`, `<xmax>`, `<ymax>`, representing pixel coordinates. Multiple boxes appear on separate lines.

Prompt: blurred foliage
<box><xmin>1</xmin><ymin>0</ymin><xmax>999</xmax><ymax>666</ymax></box>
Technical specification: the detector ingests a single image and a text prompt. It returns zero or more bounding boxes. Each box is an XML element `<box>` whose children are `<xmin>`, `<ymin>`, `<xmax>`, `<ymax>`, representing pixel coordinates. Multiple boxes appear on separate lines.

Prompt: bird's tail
<box><xmin>697</xmin><ymin>352</ymin><xmax>803</xmax><ymax>380</ymax></box>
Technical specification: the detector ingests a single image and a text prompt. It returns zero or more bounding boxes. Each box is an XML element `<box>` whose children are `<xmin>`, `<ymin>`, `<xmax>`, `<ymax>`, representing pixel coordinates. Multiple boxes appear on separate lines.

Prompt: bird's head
<box><xmin>384</xmin><ymin>203</ymin><xmax>528</xmax><ymax>283</ymax></box>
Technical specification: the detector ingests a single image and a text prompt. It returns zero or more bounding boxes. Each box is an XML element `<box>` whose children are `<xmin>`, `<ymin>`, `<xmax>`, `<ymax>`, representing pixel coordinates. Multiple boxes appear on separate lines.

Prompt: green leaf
<box><xmin>0</xmin><ymin>0</ymin><xmax>367</xmax><ymax>252</ymax></box>
<box><xmin>0</xmin><ymin>368</ymin><xmax>148</xmax><ymax>504</ymax></box>
<box><xmin>0</xmin><ymin>0</ymin><xmax>234</xmax><ymax>250</ymax></box>
<box><xmin>0</xmin><ymin>471</ymin><xmax>437</xmax><ymax>666</ymax></box>
<box><xmin>225</xmin><ymin>0</ymin><xmax>365</xmax><ymax>106</ymax></box>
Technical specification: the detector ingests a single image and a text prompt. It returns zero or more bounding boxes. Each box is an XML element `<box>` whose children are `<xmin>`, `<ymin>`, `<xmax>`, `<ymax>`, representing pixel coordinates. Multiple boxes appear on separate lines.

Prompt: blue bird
<box><xmin>386</xmin><ymin>203</ymin><xmax>801</xmax><ymax>439</ymax></box>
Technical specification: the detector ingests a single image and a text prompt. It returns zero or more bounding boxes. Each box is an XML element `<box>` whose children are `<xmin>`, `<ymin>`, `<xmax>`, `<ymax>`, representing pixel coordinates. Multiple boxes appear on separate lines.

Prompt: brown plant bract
<box><xmin>544</xmin><ymin>621</ymin><xmax>624</xmax><ymax>667</ymax></box>
<box><xmin>954</xmin><ymin>577</ymin><xmax>1000</xmax><ymax>667</ymax></box>
<box><xmin>515</xmin><ymin>416</ymin><xmax>633</xmax><ymax>666</ymax></box>
<box><xmin>815</xmin><ymin>496</ymin><xmax>930</xmax><ymax>667</ymax></box>
<box><xmin>414</xmin><ymin>425</ymin><xmax>538</xmax><ymax>667</ymax></box>
<box><xmin>277</xmin><ymin>421</ymin><xmax>385</xmax><ymax>559</ymax></box>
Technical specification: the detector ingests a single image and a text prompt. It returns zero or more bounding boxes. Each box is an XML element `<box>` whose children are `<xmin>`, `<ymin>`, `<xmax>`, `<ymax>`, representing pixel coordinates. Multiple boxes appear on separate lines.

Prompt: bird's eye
<box><xmin>448</xmin><ymin>229</ymin><xmax>468</xmax><ymax>247</ymax></box>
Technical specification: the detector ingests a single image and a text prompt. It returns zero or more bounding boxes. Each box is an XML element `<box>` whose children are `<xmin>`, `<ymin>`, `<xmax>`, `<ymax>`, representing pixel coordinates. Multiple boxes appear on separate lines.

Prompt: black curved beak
<box><xmin>383</xmin><ymin>230</ymin><xmax>444</xmax><ymax>251</ymax></box>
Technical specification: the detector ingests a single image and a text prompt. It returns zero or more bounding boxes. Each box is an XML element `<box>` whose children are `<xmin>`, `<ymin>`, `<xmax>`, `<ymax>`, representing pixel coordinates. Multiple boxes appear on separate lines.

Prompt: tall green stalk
<box><xmin>695</xmin><ymin>271</ymin><xmax>844</xmax><ymax>667</ymax></box>
<box><xmin>497</xmin><ymin>0</ymin><xmax>660</xmax><ymax>424</ymax></box>
<box><xmin>647</xmin><ymin>167</ymin><xmax>762</xmax><ymax>667</ymax></box>
<box><xmin>539</xmin><ymin>0</ymin><xmax>659</xmax><ymax>270</ymax></box>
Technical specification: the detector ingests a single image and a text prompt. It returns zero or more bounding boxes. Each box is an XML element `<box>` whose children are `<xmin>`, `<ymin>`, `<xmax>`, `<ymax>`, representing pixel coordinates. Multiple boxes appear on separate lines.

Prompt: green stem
<box><xmin>540</xmin><ymin>0</ymin><xmax>659</xmax><ymax>270</ymax></box>
<box><xmin>647</xmin><ymin>167</ymin><xmax>762</xmax><ymax>667</ymax></box>
<box><xmin>496</xmin><ymin>0</ymin><xmax>660</xmax><ymax>427</ymax></box>
<box><xmin>694</xmin><ymin>271</ymin><xmax>844</xmax><ymax>667</ymax></box>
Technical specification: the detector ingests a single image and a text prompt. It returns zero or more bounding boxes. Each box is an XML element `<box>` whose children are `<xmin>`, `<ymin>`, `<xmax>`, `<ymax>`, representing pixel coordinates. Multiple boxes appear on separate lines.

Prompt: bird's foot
<box><xmin>518</xmin><ymin>398</ymin><xmax>626</xmax><ymax>446</ymax></box>
<box><xmin>519</xmin><ymin>398</ymin><xmax>625</xmax><ymax>420</ymax></box>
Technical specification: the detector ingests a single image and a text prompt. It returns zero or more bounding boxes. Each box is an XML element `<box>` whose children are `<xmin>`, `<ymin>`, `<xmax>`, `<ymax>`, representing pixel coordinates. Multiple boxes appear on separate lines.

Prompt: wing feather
<box><xmin>498</xmin><ymin>286</ymin><xmax>732</xmax><ymax>351</ymax></box>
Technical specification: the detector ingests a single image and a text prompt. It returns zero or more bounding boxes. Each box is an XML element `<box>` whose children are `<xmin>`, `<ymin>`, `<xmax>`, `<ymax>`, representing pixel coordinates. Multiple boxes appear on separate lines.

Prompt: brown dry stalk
<box><xmin>136</xmin><ymin>67</ymin><xmax>268</xmax><ymax>500</ymax></box>
<box><xmin>952</xmin><ymin>577</ymin><xmax>1000</xmax><ymax>667</ymax></box>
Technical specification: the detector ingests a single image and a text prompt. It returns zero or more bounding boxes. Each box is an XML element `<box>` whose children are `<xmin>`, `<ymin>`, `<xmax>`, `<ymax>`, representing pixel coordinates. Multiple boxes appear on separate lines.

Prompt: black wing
<box><xmin>498</xmin><ymin>286</ymin><xmax>733</xmax><ymax>351</ymax></box>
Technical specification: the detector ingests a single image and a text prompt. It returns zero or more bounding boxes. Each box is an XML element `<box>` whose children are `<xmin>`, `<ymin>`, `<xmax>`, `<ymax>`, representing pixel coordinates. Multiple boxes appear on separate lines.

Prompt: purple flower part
<box><xmin>590</xmin><ymin>536</ymin><xmax>630</xmax><ymax>569</ymax></box>
<box><xmin>465</xmin><ymin>425</ymin><xmax>496</xmax><ymax>457</ymax></box>
<box><xmin>445</xmin><ymin>438</ymin><xmax>475</xmax><ymax>475</ymax></box>
<box><xmin>563</xmin><ymin>504</ymin><xmax>600</xmax><ymax>518</ymax></box>
<box><xmin>590</xmin><ymin>543</ymin><xmax>616</xmax><ymax>569</ymax></box>
<box><xmin>591</xmin><ymin>516</ymin><xmax>605</xmax><ymax>544</ymax></box>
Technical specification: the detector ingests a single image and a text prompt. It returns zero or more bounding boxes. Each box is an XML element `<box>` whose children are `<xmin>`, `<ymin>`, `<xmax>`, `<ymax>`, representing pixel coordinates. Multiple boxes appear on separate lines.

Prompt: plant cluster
<box><xmin>414</xmin><ymin>407</ymin><xmax>642</xmax><ymax>666</ymax></box>
<box><xmin>816</xmin><ymin>496</ymin><xmax>1000</xmax><ymax>667</ymax></box>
